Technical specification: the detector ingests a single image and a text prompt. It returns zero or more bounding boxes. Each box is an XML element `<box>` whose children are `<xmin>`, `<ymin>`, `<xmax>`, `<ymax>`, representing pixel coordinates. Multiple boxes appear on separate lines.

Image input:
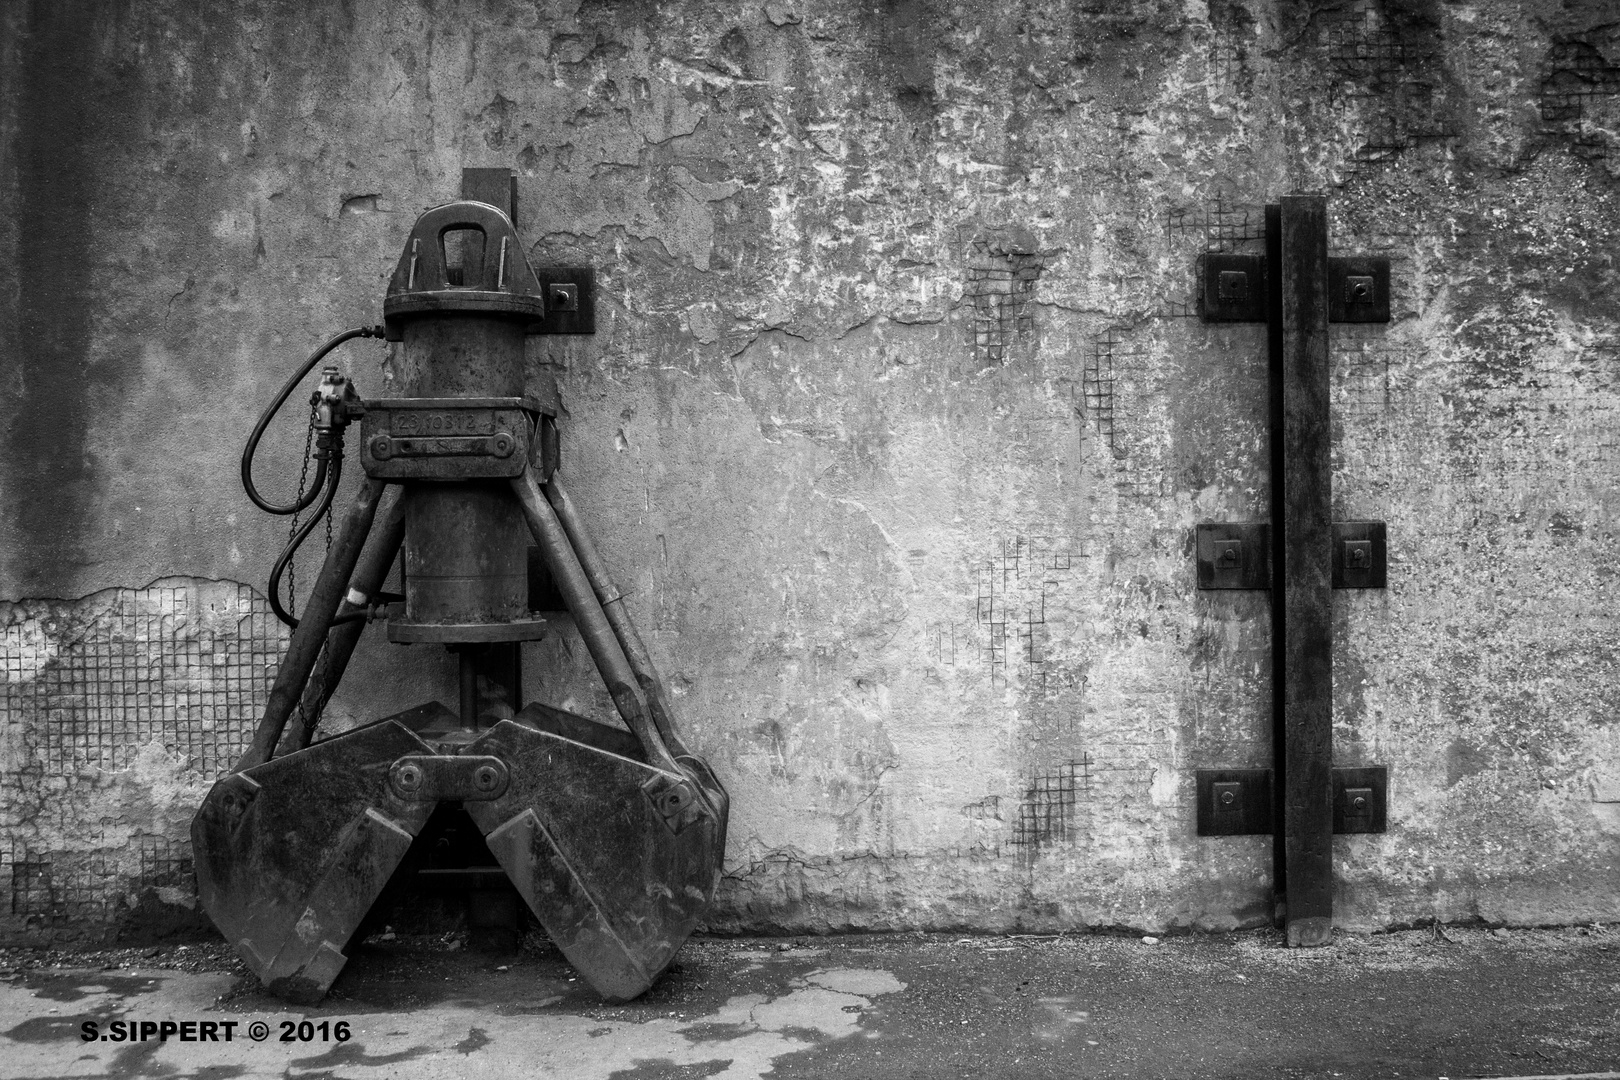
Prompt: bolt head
<box><xmin>474</xmin><ymin>765</ymin><xmax>499</xmax><ymax>791</ymax></box>
<box><xmin>396</xmin><ymin>764</ymin><xmax>423</xmax><ymax>791</ymax></box>
<box><xmin>1219</xmin><ymin>790</ymin><xmax>1237</xmax><ymax>807</ymax></box>
<box><xmin>1217</xmin><ymin>270</ymin><xmax>1249</xmax><ymax>301</ymax></box>
<box><xmin>1351</xmin><ymin>795</ymin><xmax>1368</xmax><ymax>810</ymax></box>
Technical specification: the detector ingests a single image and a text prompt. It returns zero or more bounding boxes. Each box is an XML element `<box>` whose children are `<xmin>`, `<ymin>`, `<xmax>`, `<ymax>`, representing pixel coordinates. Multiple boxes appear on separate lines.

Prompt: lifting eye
<box><xmin>441</xmin><ymin>226</ymin><xmax>486</xmax><ymax>287</ymax></box>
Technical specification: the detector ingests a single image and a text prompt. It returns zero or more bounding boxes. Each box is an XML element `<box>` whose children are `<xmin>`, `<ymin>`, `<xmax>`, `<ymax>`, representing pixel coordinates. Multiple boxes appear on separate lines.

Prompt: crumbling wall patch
<box><xmin>1</xmin><ymin>578</ymin><xmax>280</xmax><ymax>942</ymax></box>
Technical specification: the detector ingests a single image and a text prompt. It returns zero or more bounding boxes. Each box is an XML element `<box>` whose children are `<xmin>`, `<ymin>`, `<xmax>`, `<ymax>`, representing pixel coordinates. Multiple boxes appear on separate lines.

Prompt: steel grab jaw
<box><xmin>465</xmin><ymin>720</ymin><xmax>727</xmax><ymax>1001</ymax></box>
<box><xmin>191</xmin><ymin>718</ymin><xmax>438</xmax><ymax>1005</ymax></box>
<box><xmin>192</xmin><ymin>709</ymin><xmax>727</xmax><ymax>1005</ymax></box>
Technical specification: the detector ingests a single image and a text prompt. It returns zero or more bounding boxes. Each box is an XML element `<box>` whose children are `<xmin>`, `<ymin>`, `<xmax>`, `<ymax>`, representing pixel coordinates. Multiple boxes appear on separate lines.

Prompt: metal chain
<box><xmin>286</xmin><ymin>400</ymin><xmax>318</xmax><ymax>617</ymax></box>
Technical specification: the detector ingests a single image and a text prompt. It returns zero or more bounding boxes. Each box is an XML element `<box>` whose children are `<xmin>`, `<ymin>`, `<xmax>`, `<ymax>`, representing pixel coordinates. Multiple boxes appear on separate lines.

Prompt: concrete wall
<box><xmin>2</xmin><ymin>0</ymin><xmax>1618</xmax><ymax>942</ymax></box>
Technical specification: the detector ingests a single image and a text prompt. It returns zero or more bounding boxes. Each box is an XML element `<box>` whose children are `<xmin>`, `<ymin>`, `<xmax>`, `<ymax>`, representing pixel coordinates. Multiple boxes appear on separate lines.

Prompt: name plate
<box><xmin>360</xmin><ymin>398</ymin><xmax>531</xmax><ymax>479</ymax></box>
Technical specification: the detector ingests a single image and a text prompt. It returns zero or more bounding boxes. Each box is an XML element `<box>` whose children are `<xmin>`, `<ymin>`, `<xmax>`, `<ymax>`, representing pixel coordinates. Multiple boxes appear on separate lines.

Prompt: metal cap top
<box><xmin>383</xmin><ymin>200</ymin><xmax>546</xmax><ymax>340</ymax></box>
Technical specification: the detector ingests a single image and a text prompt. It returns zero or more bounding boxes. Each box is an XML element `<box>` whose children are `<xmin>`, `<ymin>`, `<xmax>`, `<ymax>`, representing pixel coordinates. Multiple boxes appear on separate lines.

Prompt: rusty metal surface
<box><xmin>359</xmin><ymin>400</ymin><xmax>533</xmax><ymax>481</ymax></box>
<box><xmin>396</xmin><ymin>316</ymin><xmax>529</xmax><ymax>397</ymax></box>
<box><xmin>1200</xmin><ymin>253</ymin><xmax>1392</xmax><ymax>325</ymax></box>
<box><xmin>1196</xmin><ymin>769</ymin><xmax>1274</xmax><ymax>837</ymax></box>
<box><xmin>1332</xmin><ymin>766</ymin><xmax>1389</xmax><ymax>834</ymax></box>
<box><xmin>513</xmin><ymin>701</ymin><xmax>644</xmax><ymax>761</ymax></box>
<box><xmin>192</xmin><ymin>716</ymin><xmax>437</xmax><ymax>1003</ymax></box>
<box><xmin>385</xmin><ymin>618</ymin><xmax>552</xmax><ymax>643</ymax></box>
<box><xmin>543</xmin><ymin>477</ymin><xmax>692</xmax><ymax>759</ymax></box>
<box><xmin>1331</xmin><ymin>520</ymin><xmax>1389</xmax><ymax>589</ymax></box>
<box><xmin>1198</xmin><ymin>252</ymin><xmax>1269</xmax><ymax>323</ymax></box>
<box><xmin>461</xmin><ymin>167</ymin><xmax>518</xmax><ymax>224</ymax></box>
<box><xmin>382</xmin><ymin>201</ymin><xmax>546</xmax><ymax>340</ymax></box>
<box><xmin>464</xmin><ymin>720</ymin><xmax>725</xmax><ymax>1002</ymax></box>
<box><xmin>1197</xmin><ymin>768</ymin><xmax>1390</xmax><ymax>837</ymax></box>
<box><xmin>1326</xmin><ymin>256</ymin><xmax>1392</xmax><ymax>323</ymax></box>
<box><xmin>198</xmin><ymin>192</ymin><xmax>725</xmax><ymax>1007</ymax></box>
<box><xmin>399</xmin><ymin>482</ymin><xmax>532</xmax><ymax>629</ymax></box>
<box><xmin>1278</xmin><ymin>195</ymin><xmax>1334</xmax><ymax>949</ymax></box>
<box><xmin>1194</xmin><ymin>522</ymin><xmax>1271</xmax><ymax>591</ymax></box>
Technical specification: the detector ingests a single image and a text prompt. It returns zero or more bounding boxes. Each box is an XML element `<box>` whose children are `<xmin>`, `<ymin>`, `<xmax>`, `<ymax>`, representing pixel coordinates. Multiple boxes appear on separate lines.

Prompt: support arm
<box><xmin>542</xmin><ymin>476</ymin><xmax>692</xmax><ymax>760</ymax></box>
<box><xmin>274</xmin><ymin>486</ymin><xmax>408</xmax><ymax>757</ymax></box>
<box><xmin>510</xmin><ymin>469</ymin><xmax>683</xmax><ymax>777</ymax></box>
<box><xmin>236</xmin><ymin>476</ymin><xmax>389</xmax><ymax>772</ymax></box>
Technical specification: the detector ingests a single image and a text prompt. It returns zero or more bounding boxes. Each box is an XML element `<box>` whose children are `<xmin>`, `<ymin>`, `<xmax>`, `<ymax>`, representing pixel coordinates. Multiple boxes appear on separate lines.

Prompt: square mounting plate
<box><xmin>1195</xmin><ymin>254</ymin><xmax>1391</xmax><ymax>323</ymax></box>
<box><xmin>529</xmin><ymin>266</ymin><xmax>596</xmax><ymax>335</ymax></box>
<box><xmin>1332</xmin><ymin>521</ymin><xmax>1388</xmax><ymax>589</ymax></box>
<box><xmin>1196</xmin><ymin>522</ymin><xmax>1270</xmax><ymax>590</ymax></box>
<box><xmin>1196</xmin><ymin>766</ymin><xmax>1389</xmax><ymax>835</ymax></box>
<box><xmin>1327</xmin><ymin>257</ymin><xmax>1391</xmax><ymax>323</ymax></box>
<box><xmin>1332</xmin><ymin>766</ymin><xmax>1389</xmax><ymax>833</ymax></box>
<box><xmin>1197</xmin><ymin>253</ymin><xmax>1268</xmax><ymax>323</ymax></box>
<box><xmin>1196</xmin><ymin>768</ymin><xmax>1273</xmax><ymax>836</ymax></box>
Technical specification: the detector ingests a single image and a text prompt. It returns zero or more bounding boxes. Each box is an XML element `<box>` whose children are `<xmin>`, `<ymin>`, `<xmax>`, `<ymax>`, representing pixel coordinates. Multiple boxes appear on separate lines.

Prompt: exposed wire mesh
<box><xmin>2</xmin><ymin>582</ymin><xmax>277</xmax><ymax>780</ymax></box>
<box><xmin>1316</xmin><ymin>2</ymin><xmax>1457</xmax><ymax>173</ymax></box>
<box><xmin>1474</xmin><ymin>345</ymin><xmax>1620</xmax><ymax>476</ymax></box>
<box><xmin>6</xmin><ymin>845</ymin><xmax>112</xmax><ymax>928</ymax></box>
<box><xmin>1541</xmin><ymin>35</ymin><xmax>1620</xmax><ymax>164</ymax></box>
<box><xmin>1165</xmin><ymin>195</ymin><xmax>1266</xmax><ymax>253</ymax></box>
<box><xmin>1083</xmin><ymin>326</ymin><xmax>1124</xmax><ymax>454</ymax></box>
<box><xmin>1009</xmin><ymin>758</ymin><xmax>1089</xmax><ymax>848</ymax></box>
<box><xmin>966</xmin><ymin>242</ymin><xmax>1045</xmax><ymax>365</ymax></box>
<box><xmin>1</xmin><ymin>579</ymin><xmax>281</xmax><ymax>940</ymax></box>
<box><xmin>1333</xmin><ymin>334</ymin><xmax>1398</xmax><ymax>422</ymax></box>
<box><xmin>974</xmin><ymin>537</ymin><xmax>1082</xmax><ymax>689</ymax></box>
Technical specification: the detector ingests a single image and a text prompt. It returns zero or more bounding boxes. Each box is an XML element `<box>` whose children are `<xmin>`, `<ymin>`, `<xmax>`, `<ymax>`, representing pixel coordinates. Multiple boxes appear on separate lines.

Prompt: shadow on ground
<box><xmin>1</xmin><ymin>926</ymin><xmax>1616</xmax><ymax>1079</ymax></box>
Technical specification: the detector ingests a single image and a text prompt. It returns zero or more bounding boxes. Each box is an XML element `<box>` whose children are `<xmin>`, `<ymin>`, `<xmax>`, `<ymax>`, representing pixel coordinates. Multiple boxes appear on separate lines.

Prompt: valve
<box><xmin>311</xmin><ymin>366</ymin><xmax>362</xmax><ymax>459</ymax></box>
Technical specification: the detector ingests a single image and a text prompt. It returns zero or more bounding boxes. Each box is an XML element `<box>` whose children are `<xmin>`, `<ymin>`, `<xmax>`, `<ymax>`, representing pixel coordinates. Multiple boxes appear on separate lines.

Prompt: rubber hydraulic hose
<box><xmin>241</xmin><ymin>326</ymin><xmax>382</xmax><ymax>516</ymax></box>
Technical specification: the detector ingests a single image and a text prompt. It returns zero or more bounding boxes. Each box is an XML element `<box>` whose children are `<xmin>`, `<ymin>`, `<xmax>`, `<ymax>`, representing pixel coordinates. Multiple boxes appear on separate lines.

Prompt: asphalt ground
<box><xmin>1</xmin><ymin>924</ymin><xmax>1617</xmax><ymax>1079</ymax></box>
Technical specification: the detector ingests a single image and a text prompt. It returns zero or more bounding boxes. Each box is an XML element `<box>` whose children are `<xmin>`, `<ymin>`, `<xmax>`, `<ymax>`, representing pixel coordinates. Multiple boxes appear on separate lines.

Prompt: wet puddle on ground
<box><xmin>0</xmin><ymin>965</ymin><xmax>906</xmax><ymax>1080</ymax></box>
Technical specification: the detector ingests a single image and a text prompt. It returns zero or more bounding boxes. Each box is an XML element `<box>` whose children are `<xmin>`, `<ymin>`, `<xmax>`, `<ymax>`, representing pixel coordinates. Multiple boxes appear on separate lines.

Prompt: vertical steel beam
<box><xmin>1265</xmin><ymin>204</ymin><xmax>1286</xmax><ymax>909</ymax></box>
<box><xmin>462</xmin><ymin>167</ymin><xmax>517</xmax><ymax>225</ymax></box>
<box><xmin>1278</xmin><ymin>196</ymin><xmax>1334</xmax><ymax>946</ymax></box>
